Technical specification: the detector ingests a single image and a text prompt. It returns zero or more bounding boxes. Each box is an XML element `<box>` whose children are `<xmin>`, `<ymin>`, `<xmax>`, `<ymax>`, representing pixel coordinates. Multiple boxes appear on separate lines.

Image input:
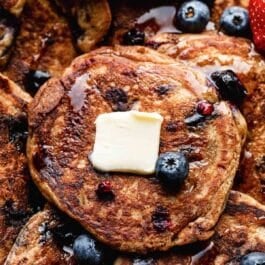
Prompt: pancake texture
<box><xmin>28</xmin><ymin>46</ymin><xmax>244</xmax><ymax>253</ymax></box>
<box><xmin>145</xmin><ymin>32</ymin><xmax>265</xmax><ymax>205</ymax></box>
<box><xmin>115</xmin><ymin>191</ymin><xmax>265</xmax><ymax>265</ymax></box>
<box><xmin>0</xmin><ymin>73</ymin><xmax>32</xmax><ymax>264</ymax></box>
<box><xmin>4</xmin><ymin>0</ymin><xmax>77</xmax><ymax>92</ymax></box>
<box><xmin>4</xmin><ymin>208</ymin><xmax>77</xmax><ymax>265</ymax></box>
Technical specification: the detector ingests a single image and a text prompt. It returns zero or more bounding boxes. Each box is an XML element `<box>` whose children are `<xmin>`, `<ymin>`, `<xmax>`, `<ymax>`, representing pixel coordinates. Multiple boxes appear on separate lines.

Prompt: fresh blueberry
<box><xmin>155</xmin><ymin>152</ymin><xmax>189</xmax><ymax>191</ymax></box>
<box><xmin>123</xmin><ymin>28</ymin><xmax>145</xmax><ymax>45</ymax></box>
<box><xmin>240</xmin><ymin>252</ymin><xmax>265</xmax><ymax>265</ymax></box>
<box><xmin>73</xmin><ymin>234</ymin><xmax>104</xmax><ymax>265</ymax></box>
<box><xmin>210</xmin><ymin>70</ymin><xmax>247</xmax><ymax>105</ymax></box>
<box><xmin>25</xmin><ymin>70</ymin><xmax>51</xmax><ymax>96</ymax></box>
<box><xmin>176</xmin><ymin>1</ymin><xmax>210</xmax><ymax>33</ymax></box>
<box><xmin>220</xmin><ymin>6</ymin><xmax>250</xmax><ymax>37</ymax></box>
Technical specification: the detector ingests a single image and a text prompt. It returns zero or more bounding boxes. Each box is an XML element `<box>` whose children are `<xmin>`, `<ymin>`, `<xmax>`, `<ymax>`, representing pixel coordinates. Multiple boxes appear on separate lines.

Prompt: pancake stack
<box><xmin>0</xmin><ymin>0</ymin><xmax>264</xmax><ymax>264</ymax></box>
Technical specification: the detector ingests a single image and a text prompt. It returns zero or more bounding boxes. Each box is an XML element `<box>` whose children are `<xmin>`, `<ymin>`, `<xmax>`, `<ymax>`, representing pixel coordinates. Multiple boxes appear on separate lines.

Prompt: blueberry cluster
<box><xmin>123</xmin><ymin>1</ymin><xmax>251</xmax><ymax>46</ymax></box>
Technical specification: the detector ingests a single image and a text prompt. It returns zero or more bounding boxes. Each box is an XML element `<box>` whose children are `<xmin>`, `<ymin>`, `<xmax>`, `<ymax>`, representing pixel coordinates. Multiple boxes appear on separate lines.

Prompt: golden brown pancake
<box><xmin>144</xmin><ymin>32</ymin><xmax>265</xmax><ymax>205</ymax></box>
<box><xmin>3</xmin><ymin>0</ymin><xmax>77</xmax><ymax>93</ymax></box>
<box><xmin>115</xmin><ymin>191</ymin><xmax>265</xmax><ymax>265</ymax></box>
<box><xmin>0</xmin><ymin>73</ymin><xmax>32</xmax><ymax>264</ymax></box>
<box><xmin>27</xmin><ymin>45</ymin><xmax>244</xmax><ymax>253</ymax></box>
<box><xmin>4</xmin><ymin>207</ymin><xmax>77</xmax><ymax>265</ymax></box>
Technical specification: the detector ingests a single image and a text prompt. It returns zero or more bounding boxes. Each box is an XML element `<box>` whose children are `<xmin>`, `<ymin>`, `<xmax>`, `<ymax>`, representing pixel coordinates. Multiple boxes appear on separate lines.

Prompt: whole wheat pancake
<box><xmin>27</xmin><ymin>45</ymin><xmax>244</xmax><ymax>253</ymax></box>
<box><xmin>4</xmin><ymin>0</ymin><xmax>112</xmax><ymax>96</ymax></box>
<box><xmin>145</xmin><ymin>32</ymin><xmax>265</xmax><ymax>205</ymax></box>
<box><xmin>115</xmin><ymin>191</ymin><xmax>265</xmax><ymax>265</ymax></box>
<box><xmin>3</xmin><ymin>0</ymin><xmax>77</xmax><ymax>94</ymax></box>
<box><xmin>4</xmin><ymin>207</ymin><xmax>78</xmax><ymax>265</ymax></box>
<box><xmin>0</xmin><ymin>73</ymin><xmax>32</xmax><ymax>264</ymax></box>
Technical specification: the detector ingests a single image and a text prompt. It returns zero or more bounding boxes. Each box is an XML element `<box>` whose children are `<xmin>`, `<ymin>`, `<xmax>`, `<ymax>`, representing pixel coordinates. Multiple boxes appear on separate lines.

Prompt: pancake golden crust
<box><xmin>0</xmin><ymin>73</ymin><xmax>31</xmax><ymax>264</ymax></box>
<box><xmin>4</xmin><ymin>208</ymin><xmax>77</xmax><ymax>265</ymax></box>
<box><xmin>115</xmin><ymin>191</ymin><xmax>265</xmax><ymax>265</ymax></box>
<box><xmin>4</xmin><ymin>0</ymin><xmax>77</xmax><ymax>92</ymax></box>
<box><xmin>28</xmin><ymin>46</ymin><xmax>243</xmax><ymax>253</ymax></box>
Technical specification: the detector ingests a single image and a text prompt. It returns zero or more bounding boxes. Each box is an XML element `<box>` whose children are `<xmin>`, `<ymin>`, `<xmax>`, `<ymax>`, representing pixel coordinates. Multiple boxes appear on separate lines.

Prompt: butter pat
<box><xmin>90</xmin><ymin>111</ymin><xmax>163</xmax><ymax>174</ymax></box>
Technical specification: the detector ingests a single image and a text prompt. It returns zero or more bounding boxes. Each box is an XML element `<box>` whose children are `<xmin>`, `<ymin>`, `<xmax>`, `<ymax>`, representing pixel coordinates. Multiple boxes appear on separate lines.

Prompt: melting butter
<box><xmin>90</xmin><ymin>111</ymin><xmax>163</xmax><ymax>174</ymax></box>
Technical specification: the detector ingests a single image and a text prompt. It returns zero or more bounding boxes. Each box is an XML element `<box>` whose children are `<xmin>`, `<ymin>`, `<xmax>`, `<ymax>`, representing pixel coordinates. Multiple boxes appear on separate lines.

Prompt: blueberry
<box><xmin>73</xmin><ymin>234</ymin><xmax>104</xmax><ymax>265</ymax></box>
<box><xmin>176</xmin><ymin>1</ymin><xmax>210</xmax><ymax>33</ymax></box>
<box><xmin>210</xmin><ymin>70</ymin><xmax>247</xmax><ymax>105</ymax></box>
<box><xmin>240</xmin><ymin>252</ymin><xmax>265</xmax><ymax>265</ymax></box>
<box><xmin>155</xmin><ymin>152</ymin><xmax>189</xmax><ymax>191</ymax></box>
<box><xmin>123</xmin><ymin>28</ymin><xmax>145</xmax><ymax>45</ymax></box>
<box><xmin>25</xmin><ymin>70</ymin><xmax>51</xmax><ymax>96</ymax></box>
<box><xmin>220</xmin><ymin>6</ymin><xmax>250</xmax><ymax>37</ymax></box>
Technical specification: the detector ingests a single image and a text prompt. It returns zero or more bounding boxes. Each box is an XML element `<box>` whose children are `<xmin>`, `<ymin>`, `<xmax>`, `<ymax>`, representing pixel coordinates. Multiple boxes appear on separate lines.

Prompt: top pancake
<box><xmin>27</xmin><ymin>45</ymin><xmax>243</xmax><ymax>253</ymax></box>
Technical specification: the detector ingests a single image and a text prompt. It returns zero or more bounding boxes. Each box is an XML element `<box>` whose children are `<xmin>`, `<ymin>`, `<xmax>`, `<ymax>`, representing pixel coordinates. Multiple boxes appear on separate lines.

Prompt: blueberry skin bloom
<box><xmin>220</xmin><ymin>6</ymin><xmax>250</xmax><ymax>37</ymax></box>
<box><xmin>176</xmin><ymin>1</ymin><xmax>210</xmax><ymax>33</ymax></box>
<box><xmin>155</xmin><ymin>152</ymin><xmax>189</xmax><ymax>191</ymax></box>
<box><xmin>73</xmin><ymin>234</ymin><xmax>104</xmax><ymax>265</ymax></box>
<box><xmin>240</xmin><ymin>252</ymin><xmax>265</xmax><ymax>265</ymax></box>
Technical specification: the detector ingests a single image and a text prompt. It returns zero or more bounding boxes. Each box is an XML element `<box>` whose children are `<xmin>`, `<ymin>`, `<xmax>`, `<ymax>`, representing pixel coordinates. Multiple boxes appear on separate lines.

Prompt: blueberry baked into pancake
<box><xmin>115</xmin><ymin>191</ymin><xmax>265</xmax><ymax>265</ymax></box>
<box><xmin>0</xmin><ymin>73</ymin><xmax>32</xmax><ymax>264</ymax></box>
<box><xmin>27</xmin><ymin>45</ymin><xmax>245</xmax><ymax>253</ymax></box>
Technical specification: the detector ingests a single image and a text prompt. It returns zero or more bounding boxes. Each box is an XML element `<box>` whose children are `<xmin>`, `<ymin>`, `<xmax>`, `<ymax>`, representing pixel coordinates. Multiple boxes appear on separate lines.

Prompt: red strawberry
<box><xmin>249</xmin><ymin>0</ymin><xmax>265</xmax><ymax>52</ymax></box>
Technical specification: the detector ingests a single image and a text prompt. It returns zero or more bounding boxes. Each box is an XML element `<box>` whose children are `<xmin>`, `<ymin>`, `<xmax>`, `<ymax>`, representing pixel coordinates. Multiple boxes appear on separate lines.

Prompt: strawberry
<box><xmin>249</xmin><ymin>0</ymin><xmax>265</xmax><ymax>52</ymax></box>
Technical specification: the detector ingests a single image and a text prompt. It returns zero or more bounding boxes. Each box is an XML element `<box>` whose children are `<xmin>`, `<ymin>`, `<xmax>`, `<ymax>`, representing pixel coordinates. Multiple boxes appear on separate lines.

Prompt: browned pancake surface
<box><xmin>4</xmin><ymin>0</ymin><xmax>77</xmax><ymax>92</ymax></box>
<box><xmin>4</xmin><ymin>208</ymin><xmax>77</xmax><ymax>265</ymax></box>
<box><xmin>0</xmin><ymin>73</ymin><xmax>31</xmax><ymax>264</ymax></box>
<box><xmin>28</xmin><ymin>46</ymin><xmax>243</xmax><ymax>252</ymax></box>
<box><xmin>145</xmin><ymin>32</ymin><xmax>265</xmax><ymax>205</ymax></box>
<box><xmin>115</xmin><ymin>191</ymin><xmax>265</xmax><ymax>265</ymax></box>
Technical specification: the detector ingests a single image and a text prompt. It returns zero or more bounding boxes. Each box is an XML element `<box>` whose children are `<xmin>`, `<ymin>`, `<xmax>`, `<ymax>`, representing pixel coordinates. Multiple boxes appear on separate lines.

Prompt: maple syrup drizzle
<box><xmin>68</xmin><ymin>73</ymin><xmax>90</xmax><ymax>112</ymax></box>
<box><xmin>191</xmin><ymin>241</ymin><xmax>215</xmax><ymax>264</ymax></box>
<box><xmin>136</xmin><ymin>6</ymin><xmax>180</xmax><ymax>33</ymax></box>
